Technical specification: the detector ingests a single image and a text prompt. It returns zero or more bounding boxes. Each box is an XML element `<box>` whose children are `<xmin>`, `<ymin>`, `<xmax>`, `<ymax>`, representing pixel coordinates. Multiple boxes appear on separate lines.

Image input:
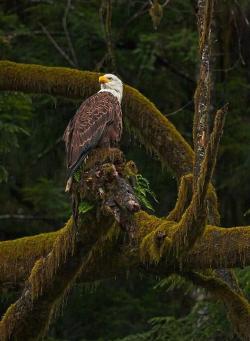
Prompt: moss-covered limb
<box><xmin>180</xmin><ymin>223</ymin><xmax>250</xmax><ymax>270</ymax></box>
<box><xmin>0</xmin><ymin>230</ymin><xmax>59</xmax><ymax>286</ymax></box>
<box><xmin>3</xmin><ymin>212</ymin><xmax>247</xmax><ymax>281</ymax></box>
<box><xmin>193</xmin><ymin>106</ymin><xmax>226</xmax><ymax>211</ymax></box>
<box><xmin>0</xmin><ymin>218</ymin><xmax>76</xmax><ymax>341</ymax></box>
<box><xmin>134</xmin><ymin>211</ymin><xmax>250</xmax><ymax>269</ymax></box>
<box><xmin>0</xmin><ymin>60</ymin><xmax>194</xmax><ymax>178</ymax></box>
<box><xmin>0</xmin><ymin>215</ymin><xmax>249</xmax><ymax>340</ymax></box>
<box><xmin>165</xmin><ymin>107</ymin><xmax>226</xmax><ymax>257</ymax></box>
<box><xmin>166</xmin><ymin>172</ymin><xmax>220</xmax><ymax>226</ymax></box>
<box><xmin>166</xmin><ymin>174</ymin><xmax>193</xmax><ymax>221</ymax></box>
<box><xmin>0</xmin><ymin>211</ymin><xmax>127</xmax><ymax>340</ymax></box>
<box><xmin>186</xmin><ymin>272</ymin><xmax>250</xmax><ymax>340</ymax></box>
<box><xmin>2</xmin><ymin>249</ymin><xmax>86</xmax><ymax>341</ymax></box>
<box><xmin>1</xmin><ymin>212</ymin><xmax>250</xmax><ymax>286</ymax></box>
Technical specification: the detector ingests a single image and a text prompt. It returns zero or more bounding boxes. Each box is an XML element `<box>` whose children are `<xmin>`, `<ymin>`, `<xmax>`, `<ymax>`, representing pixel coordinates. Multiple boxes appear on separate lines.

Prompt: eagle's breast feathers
<box><xmin>63</xmin><ymin>91</ymin><xmax>122</xmax><ymax>178</ymax></box>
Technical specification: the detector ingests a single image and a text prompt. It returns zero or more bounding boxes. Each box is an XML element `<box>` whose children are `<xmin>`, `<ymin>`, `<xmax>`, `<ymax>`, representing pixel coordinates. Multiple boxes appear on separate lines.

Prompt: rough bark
<box><xmin>193</xmin><ymin>0</ymin><xmax>214</xmax><ymax>185</ymax></box>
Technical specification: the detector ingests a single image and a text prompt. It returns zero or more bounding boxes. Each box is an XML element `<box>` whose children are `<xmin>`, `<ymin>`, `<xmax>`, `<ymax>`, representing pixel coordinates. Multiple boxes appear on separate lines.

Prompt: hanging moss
<box><xmin>0</xmin><ymin>230</ymin><xmax>58</xmax><ymax>285</ymax></box>
<box><xmin>139</xmin><ymin>221</ymin><xmax>173</xmax><ymax>263</ymax></box>
<box><xmin>166</xmin><ymin>174</ymin><xmax>193</xmax><ymax>221</ymax></box>
<box><xmin>1</xmin><ymin>212</ymin><xmax>250</xmax><ymax>283</ymax></box>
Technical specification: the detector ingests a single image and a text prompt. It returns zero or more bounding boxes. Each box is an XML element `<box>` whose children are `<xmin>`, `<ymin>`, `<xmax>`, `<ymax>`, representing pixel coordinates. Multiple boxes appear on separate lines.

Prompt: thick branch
<box><xmin>1</xmin><ymin>214</ymin><xmax>250</xmax><ymax>286</ymax></box>
<box><xmin>1</xmin><ymin>211</ymin><xmax>249</xmax><ymax>340</ymax></box>
<box><xmin>0</xmin><ymin>60</ymin><xmax>193</xmax><ymax>178</ymax></box>
<box><xmin>0</xmin><ymin>230</ymin><xmax>58</xmax><ymax>286</ymax></box>
<box><xmin>169</xmin><ymin>106</ymin><xmax>227</xmax><ymax>256</ymax></box>
<box><xmin>0</xmin><ymin>219</ymin><xmax>76</xmax><ymax>340</ymax></box>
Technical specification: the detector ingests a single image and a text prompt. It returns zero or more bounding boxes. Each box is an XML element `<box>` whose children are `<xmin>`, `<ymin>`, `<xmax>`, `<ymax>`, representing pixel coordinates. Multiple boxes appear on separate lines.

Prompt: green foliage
<box><xmin>73</xmin><ymin>168</ymin><xmax>82</xmax><ymax>183</ymax></box>
<box><xmin>116</xmin><ymin>301</ymin><xmax>234</xmax><ymax>341</ymax></box>
<box><xmin>45</xmin><ymin>276</ymin><xmax>178</xmax><ymax>341</ymax></box>
<box><xmin>0</xmin><ymin>92</ymin><xmax>32</xmax><ymax>182</ymax></box>
<box><xmin>154</xmin><ymin>274</ymin><xmax>194</xmax><ymax>295</ymax></box>
<box><xmin>237</xmin><ymin>266</ymin><xmax>250</xmax><ymax>299</ymax></box>
<box><xmin>78</xmin><ymin>201</ymin><xmax>94</xmax><ymax>215</ymax></box>
<box><xmin>134</xmin><ymin>174</ymin><xmax>158</xmax><ymax>212</ymax></box>
<box><xmin>163</xmin><ymin>28</ymin><xmax>198</xmax><ymax>64</ymax></box>
<box><xmin>22</xmin><ymin>178</ymin><xmax>71</xmax><ymax>219</ymax></box>
<box><xmin>0</xmin><ymin>165</ymin><xmax>8</xmax><ymax>182</ymax></box>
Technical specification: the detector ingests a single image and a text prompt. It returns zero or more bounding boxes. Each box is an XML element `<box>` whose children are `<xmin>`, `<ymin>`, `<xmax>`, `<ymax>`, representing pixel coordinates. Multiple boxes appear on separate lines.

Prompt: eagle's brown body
<box><xmin>63</xmin><ymin>91</ymin><xmax>122</xmax><ymax>178</ymax></box>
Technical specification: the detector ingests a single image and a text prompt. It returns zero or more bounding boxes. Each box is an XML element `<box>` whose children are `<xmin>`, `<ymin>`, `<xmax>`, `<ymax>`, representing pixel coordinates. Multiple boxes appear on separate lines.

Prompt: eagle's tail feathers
<box><xmin>67</xmin><ymin>150</ymin><xmax>90</xmax><ymax>179</ymax></box>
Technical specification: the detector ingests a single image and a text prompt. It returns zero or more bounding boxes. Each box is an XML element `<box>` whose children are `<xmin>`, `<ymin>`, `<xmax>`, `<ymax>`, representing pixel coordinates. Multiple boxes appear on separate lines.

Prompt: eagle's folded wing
<box><xmin>63</xmin><ymin>93</ymin><xmax>115</xmax><ymax>177</ymax></box>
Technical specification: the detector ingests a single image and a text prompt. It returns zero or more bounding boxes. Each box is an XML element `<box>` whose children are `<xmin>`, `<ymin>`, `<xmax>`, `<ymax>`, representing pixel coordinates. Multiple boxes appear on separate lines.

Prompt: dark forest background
<box><xmin>0</xmin><ymin>0</ymin><xmax>250</xmax><ymax>340</ymax></box>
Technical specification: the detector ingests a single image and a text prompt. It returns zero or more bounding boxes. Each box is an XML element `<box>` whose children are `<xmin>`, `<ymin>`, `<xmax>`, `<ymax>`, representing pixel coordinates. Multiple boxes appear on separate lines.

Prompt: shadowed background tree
<box><xmin>0</xmin><ymin>0</ymin><xmax>250</xmax><ymax>340</ymax></box>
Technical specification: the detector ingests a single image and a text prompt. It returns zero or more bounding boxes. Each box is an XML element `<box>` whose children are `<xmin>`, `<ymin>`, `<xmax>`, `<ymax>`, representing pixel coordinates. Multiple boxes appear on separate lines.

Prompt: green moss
<box><xmin>0</xmin><ymin>230</ymin><xmax>58</xmax><ymax>284</ymax></box>
<box><xmin>0</xmin><ymin>218</ymin><xmax>76</xmax><ymax>340</ymax></box>
<box><xmin>140</xmin><ymin>221</ymin><xmax>173</xmax><ymax>263</ymax></box>
<box><xmin>167</xmin><ymin>174</ymin><xmax>193</xmax><ymax>221</ymax></box>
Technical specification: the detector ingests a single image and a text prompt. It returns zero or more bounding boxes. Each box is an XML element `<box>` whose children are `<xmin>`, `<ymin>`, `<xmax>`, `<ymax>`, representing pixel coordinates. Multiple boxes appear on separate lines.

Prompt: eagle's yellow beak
<box><xmin>99</xmin><ymin>75</ymin><xmax>109</xmax><ymax>84</ymax></box>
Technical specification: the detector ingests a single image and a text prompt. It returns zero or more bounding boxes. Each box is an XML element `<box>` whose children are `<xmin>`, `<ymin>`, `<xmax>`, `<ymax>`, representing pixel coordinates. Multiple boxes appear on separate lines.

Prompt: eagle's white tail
<box><xmin>65</xmin><ymin>177</ymin><xmax>73</xmax><ymax>192</ymax></box>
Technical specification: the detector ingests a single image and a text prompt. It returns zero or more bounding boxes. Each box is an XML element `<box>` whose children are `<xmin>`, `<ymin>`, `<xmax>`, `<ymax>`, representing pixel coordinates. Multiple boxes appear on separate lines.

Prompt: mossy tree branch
<box><xmin>1</xmin><ymin>207</ymin><xmax>250</xmax><ymax>340</ymax></box>
<box><xmin>0</xmin><ymin>60</ymin><xmax>193</xmax><ymax>178</ymax></box>
<box><xmin>0</xmin><ymin>219</ymin><xmax>76</xmax><ymax>340</ymax></box>
<box><xmin>1</xmin><ymin>214</ymin><xmax>250</xmax><ymax>286</ymax></box>
<box><xmin>168</xmin><ymin>106</ymin><xmax>227</xmax><ymax>258</ymax></box>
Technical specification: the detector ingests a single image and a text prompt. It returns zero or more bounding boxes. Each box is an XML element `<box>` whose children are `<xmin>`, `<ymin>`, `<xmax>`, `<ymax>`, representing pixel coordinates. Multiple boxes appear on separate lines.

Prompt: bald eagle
<box><xmin>63</xmin><ymin>74</ymin><xmax>123</xmax><ymax>191</ymax></box>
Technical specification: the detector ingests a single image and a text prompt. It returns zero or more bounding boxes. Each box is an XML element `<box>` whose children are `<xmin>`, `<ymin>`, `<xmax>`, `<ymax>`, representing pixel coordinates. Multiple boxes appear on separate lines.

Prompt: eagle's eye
<box><xmin>107</xmin><ymin>76</ymin><xmax>112</xmax><ymax>80</ymax></box>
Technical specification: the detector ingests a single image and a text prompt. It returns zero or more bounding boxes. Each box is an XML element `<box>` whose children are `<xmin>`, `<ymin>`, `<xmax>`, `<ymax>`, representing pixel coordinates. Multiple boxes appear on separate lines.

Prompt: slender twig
<box><xmin>39</xmin><ymin>23</ymin><xmax>76</xmax><ymax>67</ymax></box>
<box><xmin>99</xmin><ymin>0</ymin><xmax>117</xmax><ymax>72</ymax></box>
<box><xmin>94</xmin><ymin>52</ymin><xmax>108</xmax><ymax>71</ymax></box>
<box><xmin>62</xmin><ymin>0</ymin><xmax>79</xmax><ymax>67</ymax></box>
<box><xmin>162</xmin><ymin>0</ymin><xmax>171</xmax><ymax>7</ymax></box>
<box><xmin>232</xmin><ymin>8</ymin><xmax>246</xmax><ymax>66</ymax></box>
<box><xmin>31</xmin><ymin>136</ymin><xmax>62</xmax><ymax>165</ymax></box>
<box><xmin>115</xmin><ymin>2</ymin><xmax>149</xmax><ymax>42</ymax></box>
<box><xmin>149</xmin><ymin>0</ymin><xmax>171</xmax><ymax>5</ymax></box>
<box><xmin>171</xmin><ymin>105</ymin><xmax>227</xmax><ymax>255</ymax></box>
<box><xmin>157</xmin><ymin>56</ymin><xmax>196</xmax><ymax>84</ymax></box>
<box><xmin>166</xmin><ymin>100</ymin><xmax>193</xmax><ymax>117</ymax></box>
<box><xmin>234</xmin><ymin>0</ymin><xmax>250</xmax><ymax>26</ymax></box>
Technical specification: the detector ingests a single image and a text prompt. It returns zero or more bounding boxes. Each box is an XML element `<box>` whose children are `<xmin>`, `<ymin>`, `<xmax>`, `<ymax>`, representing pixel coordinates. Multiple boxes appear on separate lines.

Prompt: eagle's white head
<box><xmin>98</xmin><ymin>73</ymin><xmax>123</xmax><ymax>103</ymax></box>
